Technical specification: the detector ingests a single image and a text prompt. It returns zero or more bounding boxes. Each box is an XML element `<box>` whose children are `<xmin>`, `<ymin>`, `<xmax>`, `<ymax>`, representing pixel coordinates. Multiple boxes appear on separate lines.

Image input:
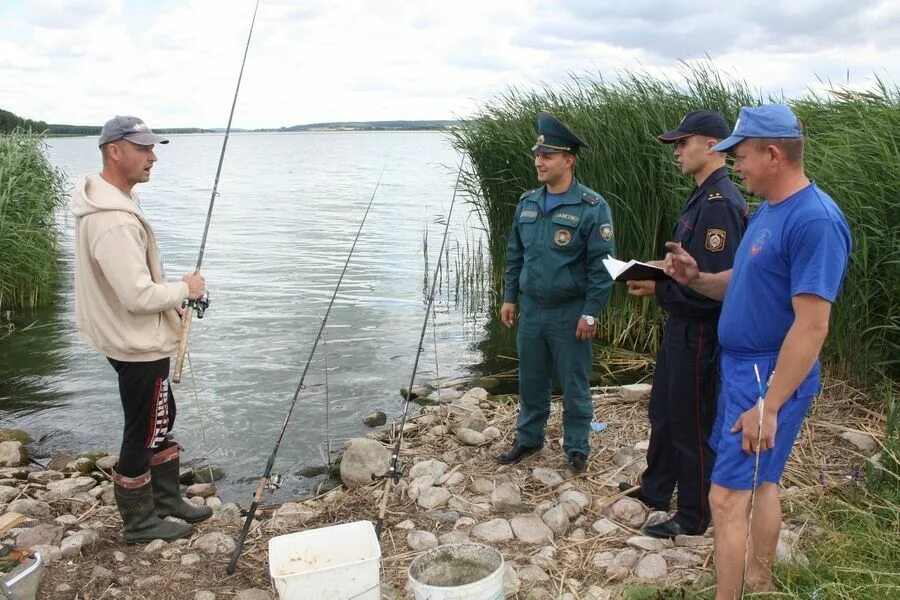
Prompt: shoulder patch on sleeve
<box><xmin>581</xmin><ymin>191</ymin><xmax>598</xmax><ymax>206</ymax></box>
<box><xmin>519</xmin><ymin>188</ymin><xmax>538</xmax><ymax>200</ymax></box>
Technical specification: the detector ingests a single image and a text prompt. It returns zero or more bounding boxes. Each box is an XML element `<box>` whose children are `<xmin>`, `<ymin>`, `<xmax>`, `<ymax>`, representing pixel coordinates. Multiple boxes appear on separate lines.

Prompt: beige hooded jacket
<box><xmin>71</xmin><ymin>173</ymin><xmax>189</xmax><ymax>361</ymax></box>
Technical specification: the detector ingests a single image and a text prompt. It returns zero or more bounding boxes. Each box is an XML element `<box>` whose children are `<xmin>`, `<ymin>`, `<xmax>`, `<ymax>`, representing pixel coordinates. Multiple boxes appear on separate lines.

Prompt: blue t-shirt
<box><xmin>718</xmin><ymin>183</ymin><xmax>852</xmax><ymax>354</ymax></box>
<box><xmin>544</xmin><ymin>192</ymin><xmax>566</xmax><ymax>213</ymax></box>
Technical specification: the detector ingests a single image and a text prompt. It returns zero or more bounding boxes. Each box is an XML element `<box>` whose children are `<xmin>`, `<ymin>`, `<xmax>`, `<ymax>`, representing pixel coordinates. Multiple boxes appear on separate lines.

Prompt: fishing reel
<box><xmin>181</xmin><ymin>292</ymin><xmax>211</xmax><ymax>319</ymax></box>
<box><xmin>373</xmin><ymin>460</ymin><xmax>407</xmax><ymax>483</ymax></box>
<box><xmin>267</xmin><ymin>472</ymin><xmax>284</xmax><ymax>491</ymax></box>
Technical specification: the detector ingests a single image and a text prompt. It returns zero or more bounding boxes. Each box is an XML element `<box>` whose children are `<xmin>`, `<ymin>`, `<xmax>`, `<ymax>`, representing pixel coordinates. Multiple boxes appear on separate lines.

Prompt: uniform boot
<box><xmin>150</xmin><ymin>442</ymin><xmax>212</xmax><ymax>523</ymax></box>
<box><xmin>113</xmin><ymin>470</ymin><xmax>193</xmax><ymax>544</ymax></box>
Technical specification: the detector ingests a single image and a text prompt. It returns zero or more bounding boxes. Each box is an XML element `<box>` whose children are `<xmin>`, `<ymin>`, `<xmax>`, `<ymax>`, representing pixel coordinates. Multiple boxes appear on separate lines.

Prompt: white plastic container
<box><xmin>268</xmin><ymin>521</ymin><xmax>381</xmax><ymax>600</ymax></box>
<box><xmin>408</xmin><ymin>543</ymin><xmax>505</xmax><ymax>600</ymax></box>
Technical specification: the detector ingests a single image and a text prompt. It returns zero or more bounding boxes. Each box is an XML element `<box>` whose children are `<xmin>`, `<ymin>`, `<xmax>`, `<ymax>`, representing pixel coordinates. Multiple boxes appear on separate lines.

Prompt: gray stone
<box><xmin>29</xmin><ymin>544</ymin><xmax>61</xmax><ymax>564</ymax></box>
<box><xmin>540</xmin><ymin>504</ymin><xmax>570</xmax><ymax>536</ymax></box>
<box><xmin>584</xmin><ymin>586</ymin><xmax>613</xmax><ymax>600</ymax></box>
<box><xmin>194</xmin><ymin>592</ymin><xmax>216</xmax><ymax>600</ymax></box>
<box><xmin>437</xmin><ymin>471</ymin><xmax>465</xmax><ymax>488</ymax></box>
<box><xmin>234</xmin><ymin>589</ymin><xmax>274</xmax><ymax>600</ymax></box>
<box><xmin>206</xmin><ymin>496</ymin><xmax>223</xmax><ymax>510</ymax></box>
<box><xmin>136</xmin><ymin>575</ymin><xmax>164</xmax><ymax>589</ymax></box>
<box><xmin>271</xmin><ymin>502</ymin><xmax>317</xmax><ymax>528</ymax></box>
<box><xmin>459</xmin><ymin>409</ymin><xmax>488</xmax><ymax>433</ymax></box>
<box><xmin>401</xmin><ymin>384</ymin><xmax>434</xmax><ymax>400</ymax></box>
<box><xmin>839</xmin><ymin>431</ymin><xmax>878</xmax><ymax>453</ymax></box>
<box><xmin>26</xmin><ymin>470</ymin><xmax>65</xmax><ymax>485</ymax></box>
<box><xmin>568</xmin><ymin>527</ymin><xmax>587</xmax><ymax>540</ymax></box>
<box><xmin>532</xmin><ymin>467</ymin><xmax>564</xmax><ymax>487</ymax></box>
<box><xmin>633</xmin><ymin>439</ymin><xmax>650</xmax><ymax>451</ymax></box>
<box><xmin>59</xmin><ymin>530</ymin><xmax>100</xmax><ymax>557</ymax></box>
<box><xmin>461</xmin><ymin>387</ymin><xmax>490</xmax><ymax>402</ymax></box>
<box><xmin>409</xmin><ymin>459</ymin><xmax>448</xmax><ymax>479</ymax></box>
<box><xmin>646</xmin><ymin>510</ymin><xmax>669</xmax><ymax>526</ymax></box>
<box><xmin>438</xmin><ymin>530</ymin><xmax>470</xmax><ymax>544</ymax></box>
<box><xmin>472</xmin><ymin>518</ymin><xmax>514</xmax><ymax>543</ymax></box>
<box><xmin>482</xmin><ymin>426</ymin><xmax>502</xmax><ymax>441</ymax></box>
<box><xmin>470</xmin><ymin>478</ymin><xmax>494</xmax><ymax>494</ymax></box>
<box><xmin>15</xmin><ymin>524</ymin><xmax>64</xmax><ymax>548</ymax></box>
<box><xmin>454</xmin><ymin>516</ymin><xmax>477</xmax><ymax>530</ymax></box>
<box><xmin>362</xmin><ymin>410</ymin><xmax>387</xmax><ymax>427</ymax></box>
<box><xmin>91</xmin><ymin>565</ymin><xmax>114</xmax><ymax>579</ymax></box>
<box><xmin>426</xmin><ymin>509</ymin><xmax>460</xmax><ymax>525</ymax></box>
<box><xmin>339</xmin><ymin>438</ymin><xmax>390</xmax><ymax>489</ymax></box>
<box><xmin>619</xmin><ymin>383</ymin><xmax>652</xmax><ymax>402</ymax></box>
<box><xmin>634</xmin><ymin>553</ymin><xmax>668</xmax><ymax>581</ymax></box>
<box><xmin>609</xmin><ymin>497</ymin><xmax>647</xmax><ymax>528</ymax></box>
<box><xmin>6</xmin><ymin>498</ymin><xmax>50</xmax><ymax>519</ymax></box>
<box><xmin>503</xmin><ymin>563</ymin><xmax>521</xmax><ymax>596</ymax></box>
<box><xmin>776</xmin><ymin>529</ymin><xmax>809</xmax><ymax>565</ymax></box>
<box><xmin>0</xmin><ymin>484</ymin><xmax>19</xmax><ymax>503</ymax></box>
<box><xmin>407</xmin><ymin>530</ymin><xmax>439</xmax><ymax>551</ymax></box>
<box><xmin>186</xmin><ymin>483</ymin><xmax>216</xmax><ymax>498</ymax></box>
<box><xmin>0</xmin><ymin>429</ymin><xmax>31</xmax><ymax>445</ymax></box>
<box><xmin>627</xmin><ymin>535</ymin><xmax>671</xmax><ymax>551</ymax></box>
<box><xmin>192</xmin><ymin>466</ymin><xmax>224</xmax><ymax>484</ymax></box>
<box><xmin>675</xmin><ymin>534</ymin><xmax>714</xmax><ymax>548</ymax></box>
<box><xmin>407</xmin><ymin>475</ymin><xmax>436</xmax><ymax>501</ymax></box>
<box><xmin>144</xmin><ymin>539</ymin><xmax>167</xmax><ymax>553</ymax></box>
<box><xmin>113</xmin><ymin>550</ymin><xmax>127</xmax><ymax>562</ymax></box>
<box><xmin>160</xmin><ymin>548</ymin><xmax>179</xmax><ymax>559</ymax></box>
<box><xmin>55</xmin><ymin>514</ymin><xmax>79</xmax><ymax>526</ymax></box>
<box><xmin>0</xmin><ymin>441</ymin><xmax>27</xmax><ymax>467</ymax></box>
<box><xmin>67</xmin><ymin>457</ymin><xmax>96</xmax><ymax>474</ymax></box>
<box><xmin>448</xmin><ymin>496</ymin><xmax>490</xmax><ymax>515</ymax></box>
<box><xmin>194</xmin><ymin>532</ymin><xmax>236</xmax><ymax>555</ymax></box>
<box><xmin>491</xmin><ymin>481</ymin><xmax>522</xmax><ymax>511</ymax></box>
<box><xmin>55</xmin><ymin>584</ymin><xmax>72</xmax><ymax>593</ymax></box>
<box><xmin>96</xmin><ymin>455</ymin><xmax>119</xmax><ymax>471</ymax></box>
<box><xmin>427</xmin><ymin>389</ymin><xmax>463</xmax><ymax>403</ymax></box>
<box><xmin>510</xmin><ymin>514</ymin><xmax>554</xmax><ymax>544</ymax></box>
<box><xmin>591</xmin><ymin>550</ymin><xmax>615</xmax><ymax>571</ymax></box>
<box><xmin>660</xmin><ymin>548</ymin><xmax>703</xmax><ymax>566</ymax></box>
<box><xmin>591</xmin><ymin>518</ymin><xmax>618</xmax><ymax>536</ymax></box>
<box><xmin>559</xmin><ymin>490</ymin><xmax>589</xmax><ymax>512</ymax></box>
<box><xmin>417</xmin><ymin>487</ymin><xmax>451</xmax><ymax>510</ymax></box>
<box><xmin>517</xmin><ymin>564</ymin><xmax>550</xmax><ymax>583</ymax></box>
<box><xmin>456</xmin><ymin>428</ymin><xmax>486</xmax><ymax>446</ymax></box>
<box><xmin>525</xmin><ymin>588</ymin><xmax>553</xmax><ymax>600</ymax></box>
<box><xmin>181</xmin><ymin>553</ymin><xmax>202</xmax><ymax>566</ymax></box>
<box><xmin>394</xmin><ymin>519</ymin><xmax>415</xmax><ymax>530</ymax></box>
<box><xmin>44</xmin><ymin>476</ymin><xmax>98</xmax><ymax>501</ymax></box>
<box><xmin>607</xmin><ymin>548</ymin><xmax>640</xmax><ymax>579</ymax></box>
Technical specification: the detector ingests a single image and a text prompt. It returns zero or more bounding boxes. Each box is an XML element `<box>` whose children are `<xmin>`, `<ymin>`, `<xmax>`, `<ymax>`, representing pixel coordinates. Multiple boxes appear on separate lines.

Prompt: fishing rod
<box><xmin>226</xmin><ymin>165</ymin><xmax>388</xmax><ymax>574</ymax></box>
<box><xmin>374</xmin><ymin>157</ymin><xmax>464</xmax><ymax>537</ymax></box>
<box><xmin>741</xmin><ymin>364</ymin><xmax>774</xmax><ymax>599</ymax></box>
<box><xmin>173</xmin><ymin>0</ymin><xmax>261</xmax><ymax>384</ymax></box>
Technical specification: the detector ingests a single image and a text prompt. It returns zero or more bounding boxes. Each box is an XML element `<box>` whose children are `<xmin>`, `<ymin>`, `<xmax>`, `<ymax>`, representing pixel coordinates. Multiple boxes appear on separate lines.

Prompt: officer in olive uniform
<box><xmin>497</xmin><ymin>112</ymin><xmax>615</xmax><ymax>472</ymax></box>
<box><xmin>623</xmin><ymin>110</ymin><xmax>748</xmax><ymax>538</ymax></box>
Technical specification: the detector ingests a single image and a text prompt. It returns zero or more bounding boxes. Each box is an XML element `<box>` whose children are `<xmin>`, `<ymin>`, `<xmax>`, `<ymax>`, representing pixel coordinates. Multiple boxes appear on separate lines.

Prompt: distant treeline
<box><xmin>0</xmin><ymin>109</ymin><xmax>49</xmax><ymax>134</ymax></box>
<box><xmin>274</xmin><ymin>119</ymin><xmax>459</xmax><ymax>132</ymax></box>
<box><xmin>45</xmin><ymin>124</ymin><xmax>212</xmax><ymax>136</ymax></box>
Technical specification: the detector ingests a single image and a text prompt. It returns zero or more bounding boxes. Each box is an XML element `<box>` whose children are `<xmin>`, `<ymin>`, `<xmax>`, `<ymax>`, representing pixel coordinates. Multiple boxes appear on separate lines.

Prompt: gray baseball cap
<box><xmin>98</xmin><ymin>115</ymin><xmax>169</xmax><ymax>147</ymax></box>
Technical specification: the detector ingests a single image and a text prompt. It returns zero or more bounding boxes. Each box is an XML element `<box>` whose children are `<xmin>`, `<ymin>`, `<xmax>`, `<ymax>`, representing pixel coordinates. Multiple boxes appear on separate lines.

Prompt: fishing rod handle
<box><xmin>226</xmin><ymin>498</ymin><xmax>260</xmax><ymax>574</ymax></box>
<box><xmin>374</xmin><ymin>476</ymin><xmax>393</xmax><ymax>539</ymax></box>
<box><xmin>172</xmin><ymin>306</ymin><xmax>194</xmax><ymax>384</ymax></box>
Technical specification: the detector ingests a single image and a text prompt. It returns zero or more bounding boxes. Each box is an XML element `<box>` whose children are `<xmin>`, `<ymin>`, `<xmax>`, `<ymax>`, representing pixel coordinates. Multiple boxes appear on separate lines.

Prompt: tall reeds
<box><xmin>0</xmin><ymin>130</ymin><xmax>67</xmax><ymax>310</ymax></box>
<box><xmin>450</xmin><ymin>65</ymin><xmax>899</xmax><ymax>384</ymax></box>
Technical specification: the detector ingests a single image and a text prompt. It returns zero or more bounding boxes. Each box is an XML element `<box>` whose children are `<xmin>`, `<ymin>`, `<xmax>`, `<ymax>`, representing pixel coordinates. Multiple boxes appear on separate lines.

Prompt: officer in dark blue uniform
<box><xmin>496</xmin><ymin>112</ymin><xmax>615</xmax><ymax>473</ymax></box>
<box><xmin>623</xmin><ymin>110</ymin><xmax>748</xmax><ymax>537</ymax></box>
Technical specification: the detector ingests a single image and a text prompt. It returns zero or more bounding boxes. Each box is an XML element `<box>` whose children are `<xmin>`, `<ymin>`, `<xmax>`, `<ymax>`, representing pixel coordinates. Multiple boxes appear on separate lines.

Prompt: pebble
<box><xmin>470</xmin><ymin>478</ymin><xmax>494</xmax><ymax>494</ymax></box>
<box><xmin>193</xmin><ymin>532</ymin><xmax>236</xmax><ymax>555</ymax></box>
<box><xmin>181</xmin><ymin>553</ymin><xmax>202</xmax><ymax>566</ymax></box>
<box><xmin>113</xmin><ymin>551</ymin><xmax>127</xmax><ymax>562</ymax></box>
<box><xmin>186</xmin><ymin>483</ymin><xmax>217</xmax><ymax>498</ymax></box>
<box><xmin>627</xmin><ymin>535</ymin><xmax>671</xmax><ymax>551</ymax></box>
<box><xmin>7</xmin><ymin>498</ymin><xmax>52</xmax><ymax>518</ymax></box>
<box><xmin>675</xmin><ymin>534</ymin><xmax>714</xmax><ymax>548</ymax></box>
<box><xmin>517</xmin><ymin>564</ymin><xmax>550</xmax><ymax>583</ymax></box>
<box><xmin>482</xmin><ymin>426</ymin><xmax>502</xmax><ymax>441</ymax></box>
<box><xmin>416</xmin><ymin>486</ymin><xmax>451</xmax><ymax>510</ymax></box>
<box><xmin>472</xmin><ymin>518</ymin><xmax>514</xmax><ymax>543</ymax></box>
<box><xmin>559</xmin><ymin>490</ymin><xmax>589</xmax><ymax>512</ymax></box>
<box><xmin>490</xmin><ymin>481</ymin><xmax>522</xmax><ymax>511</ymax></box>
<box><xmin>407</xmin><ymin>530</ymin><xmax>439</xmax><ymax>551</ymax></box>
<box><xmin>438</xmin><ymin>530</ymin><xmax>470</xmax><ymax>544</ymax></box>
<box><xmin>839</xmin><ymin>431</ymin><xmax>877</xmax><ymax>453</ymax></box>
<box><xmin>455</xmin><ymin>428</ymin><xmax>486</xmax><ymax>446</ymax></box>
<box><xmin>592</xmin><ymin>518</ymin><xmax>618</xmax><ymax>536</ymax></box>
<box><xmin>234</xmin><ymin>588</ymin><xmax>275</xmax><ymax>600</ymax></box>
<box><xmin>532</xmin><ymin>467</ymin><xmax>564</xmax><ymax>487</ymax></box>
<box><xmin>91</xmin><ymin>565</ymin><xmax>114</xmax><ymax>579</ymax></box>
<box><xmin>540</xmin><ymin>504</ymin><xmax>570</xmax><ymax>536</ymax></box>
<box><xmin>607</xmin><ymin>548</ymin><xmax>640</xmax><ymax>579</ymax></box>
<box><xmin>609</xmin><ymin>497</ymin><xmax>647</xmax><ymax>528</ymax></box>
<box><xmin>510</xmin><ymin>514</ymin><xmax>554</xmax><ymax>544</ymax></box>
<box><xmin>194</xmin><ymin>592</ymin><xmax>216</xmax><ymax>600</ymax></box>
<box><xmin>59</xmin><ymin>529</ymin><xmax>100</xmax><ymax>557</ymax></box>
<box><xmin>395</xmin><ymin>519</ymin><xmax>415</xmax><ymax>530</ymax></box>
<box><xmin>634</xmin><ymin>553</ymin><xmax>668</xmax><ymax>581</ymax></box>
<box><xmin>503</xmin><ymin>563</ymin><xmax>521</xmax><ymax>596</ymax></box>
<box><xmin>409</xmin><ymin>459</ymin><xmax>448</xmax><ymax>479</ymax></box>
<box><xmin>136</xmin><ymin>575</ymin><xmax>164</xmax><ymax>589</ymax></box>
<box><xmin>660</xmin><ymin>548</ymin><xmax>703</xmax><ymax>566</ymax></box>
<box><xmin>144</xmin><ymin>539</ymin><xmax>167</xmax><ymax>553</ymax></box>
<box><xmin>453</xmin><ymin>516</ymin><xmax>477</xmax><ymax>530</ymax></box>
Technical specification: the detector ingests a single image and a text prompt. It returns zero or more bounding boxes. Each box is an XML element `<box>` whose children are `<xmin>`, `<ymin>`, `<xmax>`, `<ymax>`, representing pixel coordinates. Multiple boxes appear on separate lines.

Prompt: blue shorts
<box><xmin>709</xmin><ymin>352</ymin><xmax>819</xmax><ymax>490</ymax></box>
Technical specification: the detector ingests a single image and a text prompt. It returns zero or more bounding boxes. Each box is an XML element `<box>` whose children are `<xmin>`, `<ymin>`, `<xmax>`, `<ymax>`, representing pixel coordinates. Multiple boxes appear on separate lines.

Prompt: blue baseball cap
<box><xmin>712</xmin><ymin>104</ymin><xmax>802</xmax><ymax>153</ymax></box>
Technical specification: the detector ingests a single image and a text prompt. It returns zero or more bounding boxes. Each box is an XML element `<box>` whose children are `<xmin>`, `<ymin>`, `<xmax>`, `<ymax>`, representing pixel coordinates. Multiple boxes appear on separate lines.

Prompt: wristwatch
<box><xmin>582</xmin><ymin>315</ymin><xmax>596</xmax><ymax>326</ymax></box>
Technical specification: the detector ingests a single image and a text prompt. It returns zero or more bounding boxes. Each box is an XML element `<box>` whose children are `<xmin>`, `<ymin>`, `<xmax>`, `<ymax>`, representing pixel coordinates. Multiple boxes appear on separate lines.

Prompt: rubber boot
<box><xmin>113</xmin><ymin>470</ymin><xmax>193</xmax><ymax>544</ymax></box>
<box><xmin>150</xmin><ymin>442</ymin><xmax>212</xmax><ymax>524</ymax></box>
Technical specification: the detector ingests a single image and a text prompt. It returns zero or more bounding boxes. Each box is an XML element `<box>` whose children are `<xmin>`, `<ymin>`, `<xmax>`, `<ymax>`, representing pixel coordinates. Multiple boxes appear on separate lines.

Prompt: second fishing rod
<box><xmin>374</xmin><ymin>156</ymin><xmax>465</xmax><ymax>537</ymax></box>
<box><xmin>226</xmin><ymin>164</ymin><xmax>388</xmax><ymax>574</ymax></box>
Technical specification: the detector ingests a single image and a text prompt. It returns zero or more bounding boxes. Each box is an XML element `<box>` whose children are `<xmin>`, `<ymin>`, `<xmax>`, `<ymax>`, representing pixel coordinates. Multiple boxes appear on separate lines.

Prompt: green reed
<box><xmin>0</xmin><ymin>130</ymin><xmax>67</xmax><ymax>310</ymax></box>
<box><xmin>450</xmin><ymin>64</ymin><xmax>899</xmax><ymax>383</ymax></box>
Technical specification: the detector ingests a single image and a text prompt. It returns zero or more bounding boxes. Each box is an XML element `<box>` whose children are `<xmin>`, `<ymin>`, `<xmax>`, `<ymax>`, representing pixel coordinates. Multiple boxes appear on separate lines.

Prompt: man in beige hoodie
<box><xmin>71</xmin><ymin>115</ymin><xmax>211</xmax><ymax>543</ymax></box>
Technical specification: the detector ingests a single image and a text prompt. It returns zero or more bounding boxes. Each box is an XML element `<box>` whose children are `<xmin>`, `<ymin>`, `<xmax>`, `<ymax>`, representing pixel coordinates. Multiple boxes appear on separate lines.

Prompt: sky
<box><xmin>1</xmin><ymin>0</ymin><xmax>898</xmax><ymax>128</ymax></box>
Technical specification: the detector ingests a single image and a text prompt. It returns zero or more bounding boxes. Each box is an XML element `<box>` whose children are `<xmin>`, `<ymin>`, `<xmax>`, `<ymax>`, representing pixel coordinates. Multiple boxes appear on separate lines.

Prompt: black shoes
<box><xmin>618</xmin><ymin>481</ymin><xmax>669</xmax><ymax>512</ymax></box>
<box><xmin>495</xmin><ymin>442</ymin><xmax>542</xmax><ymax>465</ymax></box>
<box><xmin>643</xmin><ymin>517</ymin><xmax>695</xmax><ymax>540</ymax></box>
<box><xmin>567</xmin><ymin>452</ymin><xmax>588</xmax><ymax>473</ymax></box>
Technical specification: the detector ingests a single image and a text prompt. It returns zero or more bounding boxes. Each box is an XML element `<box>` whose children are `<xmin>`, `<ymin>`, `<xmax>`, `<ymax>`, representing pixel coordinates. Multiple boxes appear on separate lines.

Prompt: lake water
<box><xmin>0</xmin><ymin>131</ymin><xmax>493</xmax><ymax>500</ymax></box>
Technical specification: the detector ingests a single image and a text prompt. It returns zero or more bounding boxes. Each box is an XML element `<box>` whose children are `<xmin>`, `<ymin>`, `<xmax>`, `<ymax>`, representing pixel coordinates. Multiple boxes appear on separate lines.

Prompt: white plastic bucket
<box><xmin>268</xmin><ymin>520</ymin><xmax>381</xmax><ymax>600</ymax></box>
<box><xmin>408</xmin><ymin>543</ymin><xmax>505</xmax><ymax>600</ymax></box>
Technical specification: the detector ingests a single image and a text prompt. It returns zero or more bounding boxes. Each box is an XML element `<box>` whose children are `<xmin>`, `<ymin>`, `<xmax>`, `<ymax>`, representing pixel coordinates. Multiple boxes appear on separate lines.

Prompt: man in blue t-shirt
<box><xmin>664</xmin><ymin>104</ymin><xmax>852</xmax><ymax>599</ymax></box>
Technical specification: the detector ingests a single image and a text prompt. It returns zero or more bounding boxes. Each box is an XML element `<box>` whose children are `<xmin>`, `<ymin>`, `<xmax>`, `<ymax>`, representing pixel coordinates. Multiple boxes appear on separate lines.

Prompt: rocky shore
<box><xmin>0</xmin><ymin>379</ymin><xmax>880</xmax><ymax>599</ymax></box>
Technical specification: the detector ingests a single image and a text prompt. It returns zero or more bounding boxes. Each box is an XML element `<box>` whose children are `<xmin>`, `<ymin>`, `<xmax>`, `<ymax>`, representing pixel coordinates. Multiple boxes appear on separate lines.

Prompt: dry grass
<box><xmin>36</xmin><ymin>378</ymin><xmax>884</xmax><ymax>599</ymax></box>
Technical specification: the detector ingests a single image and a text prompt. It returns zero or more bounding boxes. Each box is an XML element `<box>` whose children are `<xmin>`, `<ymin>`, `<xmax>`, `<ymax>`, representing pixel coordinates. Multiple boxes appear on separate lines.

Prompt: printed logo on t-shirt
<box><xmin>145</xmin><ymin>378</ymin><xmax>170</xmax><ymax>449</ymax></box>
<box><xmin>750</xmin><ymin>229</ymin><xmax>771</xmax><ymax>256</ymax></box>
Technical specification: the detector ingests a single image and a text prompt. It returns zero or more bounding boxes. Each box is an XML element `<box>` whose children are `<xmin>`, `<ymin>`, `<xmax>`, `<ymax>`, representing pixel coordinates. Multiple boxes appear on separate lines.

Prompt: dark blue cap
<box><xmin>532</xmin><ymin>112</ymin><xmax>588</xmax><ymax>154</ymax></box>
<box><xmin>713</xmin><ymin>104</ymin><xmax>803</xmax><ymax>152</ymax></box>
<box><xmin>658</xmin><ymin>110</ymin><xmax>731</xmax><ymax>143</ymax></box>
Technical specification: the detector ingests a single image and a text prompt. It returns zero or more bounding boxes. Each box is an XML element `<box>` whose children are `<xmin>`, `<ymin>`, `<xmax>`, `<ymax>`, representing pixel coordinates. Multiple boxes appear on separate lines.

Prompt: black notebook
<box><xmin>602</xmin><ymin>257</ymin><xmax>670</xmax><ymax>282</ymax></box>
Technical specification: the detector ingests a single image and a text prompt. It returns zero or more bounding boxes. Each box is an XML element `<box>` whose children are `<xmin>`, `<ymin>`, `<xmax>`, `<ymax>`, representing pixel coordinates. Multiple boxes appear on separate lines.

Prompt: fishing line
<box><xmin>374</xmin><ymin>156</ymin><xmax>465</xmax><ymax>537</ymax></box>
<box><xmin>226</xmin><ymin>162</ymin><xmax>389</xmax><ymax>574</ymax></box>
